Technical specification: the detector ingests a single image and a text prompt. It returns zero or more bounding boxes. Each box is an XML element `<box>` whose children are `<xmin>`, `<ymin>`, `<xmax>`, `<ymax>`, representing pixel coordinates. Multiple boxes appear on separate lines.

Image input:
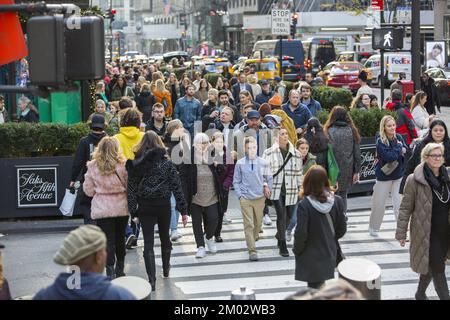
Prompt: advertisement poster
<box><xmin>426</xmin><ymin>41</ymin><xmax>446</xmax><ymax>69</ymax></box>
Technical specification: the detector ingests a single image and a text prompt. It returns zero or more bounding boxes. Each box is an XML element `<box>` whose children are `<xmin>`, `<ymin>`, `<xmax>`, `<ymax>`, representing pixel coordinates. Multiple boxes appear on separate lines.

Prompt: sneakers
<box><xmin>170</xmin><ymin>230</ymin><xmax>182</xmax><ymax>242</ymax></box>
<box><xmin>286</xmin><ymin>231</ymin><xmax>292</xmax><ymax>242</ymax></box>
<box><xmin>222</xmin><ymin>213</ymin><xmax>232</xmax><ymax>225</ymax></box>
<box><xmin>125</xmin><ymin>235</ymin><xmax>137</xmax><ymax>249</ymax></box>
<box><xmin>205</xmin><ymin>236</ymin><xmax>217</xmax><ymax>254</ymax></box>
<box><xmin>369</xmin><ymin>228</ymin><xmax>379</xmax><ymax>237</ymax></box>
<box><xmin>249</xmin><ymin>252</ymin><xmax>259</xmax><ymax>261</ymax></box>
<box><xmin>263</xmin><ymin>214</ymin><xmax>272</xmax><ymax>226</ymax></box>
<box><xmin>195</xmin><ymin>246</ymin><xmax>206</xmax><ymax>258</ymax></box>
<box><xmin>215</xmin><ymin>236</ymin><xmax>223</xmax><ymax>243</ymax></box>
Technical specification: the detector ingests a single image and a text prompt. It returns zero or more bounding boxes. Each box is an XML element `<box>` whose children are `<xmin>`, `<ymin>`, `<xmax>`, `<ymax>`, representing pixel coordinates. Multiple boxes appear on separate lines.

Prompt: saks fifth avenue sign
<box><xmin>17</xmin><ymin>167</ymin><xmax>58</xmax><ymax>208</ymax></box>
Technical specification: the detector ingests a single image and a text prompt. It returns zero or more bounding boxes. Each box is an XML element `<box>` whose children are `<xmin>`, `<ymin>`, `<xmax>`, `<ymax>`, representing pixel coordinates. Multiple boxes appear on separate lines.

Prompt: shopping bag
<box><xmin>59</xmin><ymin>188</ymin><xmax>77</xmax><ymax>216</ymax></box>
<box><xmin>327</xmin><ymin>144</ymin><xmax>340</xmax><ymax>186</ymax></box>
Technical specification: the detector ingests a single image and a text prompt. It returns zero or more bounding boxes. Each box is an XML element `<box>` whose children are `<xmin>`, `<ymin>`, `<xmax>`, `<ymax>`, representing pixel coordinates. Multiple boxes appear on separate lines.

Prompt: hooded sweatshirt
<box><xmin>307</xmin><ymin>193</ymin><xmax>335</xmax><ymax>214</ymax></box>
<box><xmin>114</xmin><ymin>127</ymin><xmax>145</xmax><ymax>160</ymax></box>
<box><xmin>33</xmin><ymin>272</ymin><xmax>136</xmax><ymax>300</ymax></box>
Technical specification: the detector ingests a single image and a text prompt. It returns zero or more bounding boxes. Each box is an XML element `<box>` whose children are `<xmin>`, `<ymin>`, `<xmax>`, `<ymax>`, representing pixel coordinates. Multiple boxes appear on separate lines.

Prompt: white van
<box><xmin>363</xmin><ymin>53</ymin><xmax>411</xmax><ymax>87</ymax></box>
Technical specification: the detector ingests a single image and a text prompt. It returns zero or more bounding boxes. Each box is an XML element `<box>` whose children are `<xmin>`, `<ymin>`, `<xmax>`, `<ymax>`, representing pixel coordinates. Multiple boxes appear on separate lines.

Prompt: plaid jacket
<box><xmin>263</xmin><ymin>142</ymin><xmax>303</xmax><ymax>206</ymax></box>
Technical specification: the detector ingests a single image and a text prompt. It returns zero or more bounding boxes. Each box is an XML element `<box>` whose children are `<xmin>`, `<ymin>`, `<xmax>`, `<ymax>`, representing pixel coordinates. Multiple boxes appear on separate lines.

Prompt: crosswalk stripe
<box><xmin>133</xmin><ymin>207</ymin><xmax>440</xmax><ymax>300</ymax></box>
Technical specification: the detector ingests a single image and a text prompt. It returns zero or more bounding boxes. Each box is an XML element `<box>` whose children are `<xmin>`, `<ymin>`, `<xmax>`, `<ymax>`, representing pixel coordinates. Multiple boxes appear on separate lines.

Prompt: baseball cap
<box><xmin>274</xmin><ymin>76</ymin><xmax>282</xmax><ymax>82</ymax></box>
<box><xmin>90</xmin><ymin>114</ymin><xmax>106</xmax><ymax>130</ymax></box>
<box><xmin>247</xmin><ymin>110</ymin><xmax>260</xmax><ymax>119</ymax></box>
<box><xmin>261</xmin><ymin>80</ymin><xmax>269</xmax><ymax>86</ymax></box>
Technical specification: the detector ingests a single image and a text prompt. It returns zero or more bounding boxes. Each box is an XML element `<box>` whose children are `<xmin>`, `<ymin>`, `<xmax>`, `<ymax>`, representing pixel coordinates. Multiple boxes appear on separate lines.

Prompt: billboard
<box><xmin>426</xmin><ymin>41</ymin><xmax>446</xmax><ymax>69</ymax></box>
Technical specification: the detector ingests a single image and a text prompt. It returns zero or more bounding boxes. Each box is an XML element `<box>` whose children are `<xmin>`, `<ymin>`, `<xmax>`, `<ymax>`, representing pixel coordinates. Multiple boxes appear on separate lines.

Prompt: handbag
<box><xmin>59</xmin><ymin>187</ymin><xmax>78</xmax><ymax>216</ymax></box>
<box><xmin>325</xmin><ymin>210</ymin><xmax>346</xmax><ymax>265</ymax></box>
<box><xmin>327</xmin><ymin>144</ymin><xmax>340</xmax><ymax>186</ymax></box>
<box><xmin>115</xmin><ymin>170</ymin><xmax>127</xmax><ymax>189</ymax></box>
<box><xmin>381</xmin><ymin>160</ymin><xmax>399</xmax><ymax>176</ymax></box>
<box><xmin>266</xmin><ymin>152</ymin><xmax>293</xmax><ymax>206</ymax></box>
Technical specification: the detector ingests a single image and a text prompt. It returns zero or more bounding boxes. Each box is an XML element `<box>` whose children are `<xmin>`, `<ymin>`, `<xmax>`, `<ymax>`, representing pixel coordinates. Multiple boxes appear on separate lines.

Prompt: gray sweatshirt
<box><xmin>233</xmin><ymin>156</ymin><xmax>273</xmax><ymax>200</ymax></box>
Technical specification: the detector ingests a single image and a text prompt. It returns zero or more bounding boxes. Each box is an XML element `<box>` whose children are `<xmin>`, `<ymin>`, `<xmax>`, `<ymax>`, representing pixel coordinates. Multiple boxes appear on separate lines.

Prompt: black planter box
<box><xmin>0</xmin><ymin>156</ymin><xmax>76</xmax><ymax>219</ymax></box>
<box><xmin>349</xmin><ymin>137</ymin><xmax>376</xmax><ymax>195</ymax></box>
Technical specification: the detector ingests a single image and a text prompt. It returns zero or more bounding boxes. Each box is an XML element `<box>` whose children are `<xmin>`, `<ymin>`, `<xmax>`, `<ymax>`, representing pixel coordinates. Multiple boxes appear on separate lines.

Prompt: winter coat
<box><xmin>302</xmin><ymin>153</ymin><xmax>317</xmax><ymax>175</ymax></box>
<box><xmin>282</xmin><ymin>103</ymin><xmax>312</xmax><ymax>129</ymax></box>
<box><xmin>110</xmin><ymin>85</ymin><xmax>134</xmax><ymax>102</ymax></box>
<box><xmin>33</xmin><ymin>272</ymin><xmax>135</xmax><ymax>300</ymax></box>
<box><xmin>83</xmin><ymin>161</ymin><xmax>129</xmax><ymax>220</ymax></box>
<box><xmin>411</xmin><ymin>105</ymin><xmax>430</xmax><ymax>138</ymax></box>
<box><xmin>126</xmin><ymin>148</ymin><xmax>188</xmax><ymax>216</ymax></box>
<box><xmin>393</xmin><ymin>102</ymin><xmax>417</xmax><ymax>145</ymax></box>
<box><xmin>114</xmin><ymin>127</ymin><xmax>145</xmax><ymax>160</ymax></box>
<box><xmin>153</xmin><ymin>90</ymin><xmax>173</xmax><ymax>117</ymax></box>
<box><xmin>71</xmin><ymin>132</ymin><xmax>107</xmax><ymax>183</ymax></box>
<box><xmin>255</xmin><ymin>90</ymin><xmax>274</xmax><ymax>105</ymax></box>
<box><xmin>232</xmin><ymin>83</ymin><xmax>253</xmax><ymax>103</ymax></box>
<box><xmin>19</xmin><ymin>108</ymin><xmax>39</xmax><ymax>123</ymax></box>
<box><xmin>421</xmin><ymin>78</ymin><xmax>441</xmax><ymax>114</ymax></box>
<box><xmin>180</xmin><ymin>149</ymin><xmax>226</xmax><ymax>213</ymax></box>
<box><xmin>375</xmin><ymin>134</ymin><xmax>406</xmax><ymax>181</ymax></box>
<box><xmin>400</xmin><ymin>138</ymin><xmax>450</xmax><ymax>193</ymax></box>
<box><xmin>327</xmin><ymin>121</ymin><xmax>361</xmax><ymax>191</ymax></box>
<box><xmin>201</xmin><ymin>100</ymin><xmax>219</xmax><ymax>132</ymax></box>
<box><xmin>145</xmin><ymin>118</ymin><xmax>167</xmax><ymax>137</ymax></box>
<box><xmin>396</xmin><ymin>163</ymin><xmax>450</xmax><ymax>275</ymax></box>
<box><xmin>301</xmin><ymin>98</ymin><xmax>322</xmax><ymax>117</ymax></box>
<box><xmin>293</xmin><ymin>194</ymin><xmax>347</xmax><ymax>282</ymax></box>
<box><xmin>135</xmin><ymin>92</ymin><xmax>155</xmax><ymax>123</ymax></box>
<box><xmin>271</xmin><ymin>109</ymin><xmax>297</xmax><ymax>145</ymax></box>
<box><xmin>233</xmin><ymin>123</ymin><xmax>275</xmax><ymax>160</ymax></box>
<box><xmin>262</xmin><ymin>142</ymin><xmax>303</xmax><ymax>206</ymax></box>
<box><xmin>194</xmin><ymin>89</ymin><xmax>209</xmax><ymax>105</ymax></box>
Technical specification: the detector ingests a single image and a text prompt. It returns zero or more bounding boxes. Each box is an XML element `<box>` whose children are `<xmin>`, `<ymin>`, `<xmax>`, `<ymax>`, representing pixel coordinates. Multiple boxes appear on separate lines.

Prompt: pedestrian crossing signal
<box><xmin>372</xmin><ymin>27</ymin><xmax>404</xmax><ymax>50</ymax></box>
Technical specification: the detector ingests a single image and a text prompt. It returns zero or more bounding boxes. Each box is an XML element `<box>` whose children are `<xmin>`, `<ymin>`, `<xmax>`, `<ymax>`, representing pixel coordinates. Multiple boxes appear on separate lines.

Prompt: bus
<box><xmin>302</xmin><ymin>38</ymin><xmax>336</xmax><ymax>75</ymax></box>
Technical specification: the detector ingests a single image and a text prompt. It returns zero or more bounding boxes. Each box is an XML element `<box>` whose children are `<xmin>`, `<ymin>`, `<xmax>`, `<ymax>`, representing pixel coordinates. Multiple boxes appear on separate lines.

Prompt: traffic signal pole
<box><xmin>411</xmin><ymin>0</ymin><xmax>421</xmax><ymax>91</ymax></box>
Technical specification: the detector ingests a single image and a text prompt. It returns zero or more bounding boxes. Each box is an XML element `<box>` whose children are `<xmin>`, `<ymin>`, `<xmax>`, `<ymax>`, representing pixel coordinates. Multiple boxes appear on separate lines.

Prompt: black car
<box><xmin>281</xmin><ymin>56</ymin><xmax>305</xmax><ymax>81</ymax></box>
<box><xmin>425</xmin><ymin>67</ymin><xmax>450</xmax><ymax>106</ymax></box>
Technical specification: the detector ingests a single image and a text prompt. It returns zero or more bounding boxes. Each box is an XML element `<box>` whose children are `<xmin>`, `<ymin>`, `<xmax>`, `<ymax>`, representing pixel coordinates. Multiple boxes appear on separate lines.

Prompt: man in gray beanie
<box><xmin>33</xmin><ymin>225</ymin><xmax>135</xmax><ymax>300</ymax></box>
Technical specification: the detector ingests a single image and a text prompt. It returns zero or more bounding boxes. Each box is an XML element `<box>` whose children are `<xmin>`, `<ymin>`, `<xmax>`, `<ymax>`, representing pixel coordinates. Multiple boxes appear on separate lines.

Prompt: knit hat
<box><xmin>53</xmin><ymin>225</ymin><xmax>107</xmax><ymax>266</ymax></box>
<box><xmin>268</xmin><ymin>93</ymin><xmax>282</xmax><ymax>107</ymax></box>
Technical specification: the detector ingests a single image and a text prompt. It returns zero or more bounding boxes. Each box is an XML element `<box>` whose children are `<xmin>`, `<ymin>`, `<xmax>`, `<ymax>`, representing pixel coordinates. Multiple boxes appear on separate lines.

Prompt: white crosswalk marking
<box><xmin>149</xmin><ymin>209</ymin><xmax>448</xmax><ymax>300</ymax></box>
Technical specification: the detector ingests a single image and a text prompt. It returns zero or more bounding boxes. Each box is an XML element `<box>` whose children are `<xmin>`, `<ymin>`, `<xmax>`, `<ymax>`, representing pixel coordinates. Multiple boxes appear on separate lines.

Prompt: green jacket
<box><xmin>302</xmin><ymin>153</ymin><xmax>317</xmax><ymax>175</ymax></box>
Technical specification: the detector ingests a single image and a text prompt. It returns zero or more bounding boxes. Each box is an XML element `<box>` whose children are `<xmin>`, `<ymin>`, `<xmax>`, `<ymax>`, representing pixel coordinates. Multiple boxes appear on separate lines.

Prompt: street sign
<box><xmin>371</xmin><ymin>0</ymin><xmax>384</xmax><ymax>11</ymax></box>
<box><xmin>397</xmin><ymin>6</ymin><xmax>412</xmax><ymax>24</ymax></box>
<box><xmin>271</xmin><ymin>9</ymin><xmax>290</xmax><ymax>35</ymax></box>
<box><xmin>372</xmin><ymin>28</ymin><xmax>404</xmax><ymax>50</ymax></box>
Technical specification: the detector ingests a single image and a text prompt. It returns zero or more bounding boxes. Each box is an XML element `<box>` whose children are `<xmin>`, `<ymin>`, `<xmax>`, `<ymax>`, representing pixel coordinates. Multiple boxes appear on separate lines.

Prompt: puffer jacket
<box><xmin>83</xmin><ymin>161</ymin><xmax>129</xmax><ymax>220</ymax></box>
<box><xmin>396</xmin><ymin>163</ymin><xmax>450</xmax><ymax>275</ymax></box>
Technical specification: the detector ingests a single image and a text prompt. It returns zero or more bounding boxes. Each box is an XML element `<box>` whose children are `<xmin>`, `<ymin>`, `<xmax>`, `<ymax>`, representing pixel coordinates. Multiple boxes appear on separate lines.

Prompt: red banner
<box><xmin>0</xmin><ymin>0</ymin><xmax>28</xmax><ymax>66</ymax></box>
<box><xmin>371</xmin><ymin>0</ymin><xmax>384</xmax><ymax>11</ymax></box>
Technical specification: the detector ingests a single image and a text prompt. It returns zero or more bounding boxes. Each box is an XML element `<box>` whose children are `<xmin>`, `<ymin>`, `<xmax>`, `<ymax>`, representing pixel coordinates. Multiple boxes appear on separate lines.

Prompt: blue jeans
<box><xmin>125</xmin><ymin>219</ymin><xmax>140</xmax><ymax>239</ymax></box>
<box><xmin>170</xmin><ymin>193</ymin><xmax>180</xmax><ymax>232</ymax></box>
<box><xmin>286</xmin><ymin>201</ymin><xmax>299</xmax><ymax>233</ymax></box>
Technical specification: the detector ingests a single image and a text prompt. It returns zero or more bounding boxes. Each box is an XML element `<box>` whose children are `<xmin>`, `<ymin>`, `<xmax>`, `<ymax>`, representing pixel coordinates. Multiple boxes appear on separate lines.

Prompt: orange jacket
<box><xmin>153</xmin><ymin>90</ymin><xmax>173</xmax><ymax>117</ymax></box>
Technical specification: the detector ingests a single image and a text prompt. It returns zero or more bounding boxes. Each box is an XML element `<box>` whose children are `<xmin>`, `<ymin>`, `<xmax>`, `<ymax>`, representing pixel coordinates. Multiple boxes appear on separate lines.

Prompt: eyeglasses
<box><xmin>428</xmin><ymin>154</ymin><xmax>443</xmax><ymax>159</ymax></box>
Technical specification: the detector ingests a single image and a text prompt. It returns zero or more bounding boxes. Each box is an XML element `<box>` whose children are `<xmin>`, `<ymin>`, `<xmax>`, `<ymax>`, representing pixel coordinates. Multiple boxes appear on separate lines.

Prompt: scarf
<box><xmin>423</xmin><ymin>163</ymin><xmax>450</xmax><ymax>190</ymax></box>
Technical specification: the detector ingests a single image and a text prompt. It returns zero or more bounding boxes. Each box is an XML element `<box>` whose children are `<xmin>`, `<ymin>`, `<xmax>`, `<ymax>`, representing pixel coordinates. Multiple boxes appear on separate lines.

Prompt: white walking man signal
<box><xmin>383</xmin><ymin>31</ymin><xmax>393</xmax><ymax>47</ymax></box>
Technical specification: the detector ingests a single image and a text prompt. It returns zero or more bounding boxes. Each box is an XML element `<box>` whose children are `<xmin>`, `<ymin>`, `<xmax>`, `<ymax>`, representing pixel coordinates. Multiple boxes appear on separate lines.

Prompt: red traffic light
<box><xmin>111</xmin><ymin>9</ymin><xmax>117</xmax><ymax>15</ymax></box>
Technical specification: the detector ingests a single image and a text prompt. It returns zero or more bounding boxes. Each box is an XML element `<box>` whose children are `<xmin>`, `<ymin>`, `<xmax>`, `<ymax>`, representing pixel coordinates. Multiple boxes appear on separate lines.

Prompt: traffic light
<box><xmin>106</xmin><ymin>9</ymin><xmax>116</xmax><ymax>22</ymax></box>
<box><xmin>291</xmin><ymin>12</ymin><xmax>298</xmax><ymax>39</ymax></box>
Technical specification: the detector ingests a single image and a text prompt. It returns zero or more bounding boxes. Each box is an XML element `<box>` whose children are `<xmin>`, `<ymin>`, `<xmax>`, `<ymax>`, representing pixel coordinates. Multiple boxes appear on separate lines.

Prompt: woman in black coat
<box><xmin>135</xmin><ymin>83</ymin><xmax>155</xmax><ymax>124</ymax></box>
<box><xmin>127</xmin><ymin>131</ymin><xmax>188</xmax><ymax>291</ymax></box>
<box><xmin>180</xmin><ymin>133</ymin><xmax>225</xmax><ymax>259</ymax></box>
<box><xmin>400</xmin><ymin>119</ymin><xmax>450</xmax><ymax>193</ymax></box>
<box><xmin>293</xmin><ymin>165</ymin><xmax>347</xmax><ymax>289</ymax></box>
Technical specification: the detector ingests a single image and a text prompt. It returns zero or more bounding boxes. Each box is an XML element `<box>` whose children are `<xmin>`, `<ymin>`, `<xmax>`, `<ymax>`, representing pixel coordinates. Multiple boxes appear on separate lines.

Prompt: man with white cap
<box><xmin>33</xmin><ymin>225</ymin><xmax>136</xmax><ymax>300</ymax></box>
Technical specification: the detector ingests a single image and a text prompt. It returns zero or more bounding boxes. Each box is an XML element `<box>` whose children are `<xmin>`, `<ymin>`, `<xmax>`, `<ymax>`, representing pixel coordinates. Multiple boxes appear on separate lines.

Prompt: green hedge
<box><xmin>0</xmin><ymin>123</ymin><xmax>90</xmax><ymax>158</ymax></box>
<box><xmin>312</xmin><ymin>86</ymin><xmax>353</xmax><ymax>111</ymax></box>
<box><xmin>317</xmin><ymin>108</ymin><xmax>397</xmax><ymax>138</ymax></box>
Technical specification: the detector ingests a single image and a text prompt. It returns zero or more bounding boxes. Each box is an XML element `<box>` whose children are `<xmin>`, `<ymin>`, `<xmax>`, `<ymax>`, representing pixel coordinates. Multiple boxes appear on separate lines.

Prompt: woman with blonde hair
<box><xmin>153</xmin><ymin>79</ymin><xmax>173</xmax><ymax>117</ymax></box>
<box><xmin>410</xmin><ymin>91</ymin><xmax>434</xmax><ymax>138</ymax></box>
<box><xmin>83</xmin><ymin>137</ymin><xmax>129</xmax><ymax>280</ymax></box>
<box><xmin>150</xmin><ymin>71</ymin><xmax>164</xmax><ymax>93</ymax></box>
<box><xmin>369</xmin><ymin>115</ymin><xmax>407</xmax><ymax>236</ymax></box>
<box><xmin>396</xmin><ymin>143</ymin><xmax>450</xmax><ymax>300</ymax></box>
<box><xmin>247</xmin><ymin>74</ymin><xmax>262</xmax><ymax>97</ymax></box>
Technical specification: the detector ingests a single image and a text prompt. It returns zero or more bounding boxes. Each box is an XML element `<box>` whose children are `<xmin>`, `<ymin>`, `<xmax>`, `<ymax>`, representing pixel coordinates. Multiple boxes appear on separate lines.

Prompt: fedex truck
<box><xmin>363</xmin><ymin>52</ymin><xmax>412</xmax><ymax>87</ymax></box>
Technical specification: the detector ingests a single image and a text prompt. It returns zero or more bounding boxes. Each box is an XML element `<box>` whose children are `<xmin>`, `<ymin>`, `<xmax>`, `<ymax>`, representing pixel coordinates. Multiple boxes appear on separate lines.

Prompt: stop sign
<box><xmin>371</xmin><ymin>0</ymin><xmax>384</xmax><ymax>11</ymax></box>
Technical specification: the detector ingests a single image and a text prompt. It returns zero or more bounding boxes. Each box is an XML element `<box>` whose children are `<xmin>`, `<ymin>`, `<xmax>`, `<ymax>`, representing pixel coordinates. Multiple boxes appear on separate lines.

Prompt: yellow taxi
<box><xmin>242</xmin><ymin>58</ymin><xmax>280</xmax><ymax>80</ymax></box>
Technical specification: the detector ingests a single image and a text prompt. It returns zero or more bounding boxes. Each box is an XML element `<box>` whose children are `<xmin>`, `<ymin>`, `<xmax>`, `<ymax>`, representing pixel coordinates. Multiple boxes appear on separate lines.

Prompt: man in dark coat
<box><xmin>232</xmin><ymin>73</ymin><xmax>253</xmax><ymax>103</ymax></box>
<box><xmin>421</xmin><ymin>73</ymin><xmax>441</xmax><ymax>115</ymax></box>
<box><xmin>70</xmin><ymin>115</ymin><xmax>107</xmax><ymax>225</ymax></box>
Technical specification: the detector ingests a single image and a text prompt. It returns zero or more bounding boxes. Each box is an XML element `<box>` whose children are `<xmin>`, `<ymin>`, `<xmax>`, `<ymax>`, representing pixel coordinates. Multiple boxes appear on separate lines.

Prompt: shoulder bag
<box><xmin>325</xmin><ymin>208</ymin><xmax>346</xmax><ymax>266</ymax></box>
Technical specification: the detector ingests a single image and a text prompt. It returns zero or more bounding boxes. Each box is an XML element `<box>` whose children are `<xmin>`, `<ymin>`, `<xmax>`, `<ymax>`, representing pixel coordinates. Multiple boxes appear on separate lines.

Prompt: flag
<box><xmin>162</xmin><ymin>0</ymin><xmax>171</xmax><ymax>16</ymax></box>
